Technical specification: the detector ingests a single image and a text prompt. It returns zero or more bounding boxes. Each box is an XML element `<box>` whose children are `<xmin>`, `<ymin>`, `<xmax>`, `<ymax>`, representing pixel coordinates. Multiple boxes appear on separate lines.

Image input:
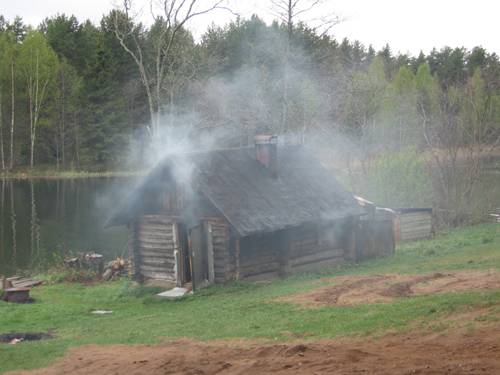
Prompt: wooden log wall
<box><xmin>398</xmin><ymin>212</ymin><xmax>432</xmax><ymax>241</ymax></box>
<box><xmin>356</xmin><ymin>218</ymin><xmax>395</xmax><ymax>260</ymax></box>
<box><xmin>239</xmin><ymin>233</ymin><xmax>280</xmax><ymax>281</ymax></box>
<box><xmin>127</xmin><ymin>222</ymin><xmax>141</xmax><ymax>280</ymax></box>
<box><xmin>288</xmin><ymin>224</ymin><xmax>346</xmax><ymax>274</ymax></box>
<box><xmin>135</xmin><ymin>215</ymin><xmax>177</xmax><ymax>283</ymax></box>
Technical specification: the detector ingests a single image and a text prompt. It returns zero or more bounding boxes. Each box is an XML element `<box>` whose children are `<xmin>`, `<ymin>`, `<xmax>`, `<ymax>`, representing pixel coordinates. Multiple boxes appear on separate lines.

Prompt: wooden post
<box><xmin>278</xmin><ymin>230</ymin><xmax>291</xmax><ymax>278</ymax></box>
<box><xmin>348</xmin><ymin>218</ymin><xmax>358</xmax><ymax>262</ymax></box>
<box><xmin>206</xmin><ymin>222</ymin><xmax>215</xmax><ymax>284</ymax></box>
<box><xmin>131</xmin><ymin>221</ymin><xmax>142</xmax><ymax>282</ymax></box>
<box><xmin>173</xmin><ymin>221</ymin><xmax>180</xmax><ymax>287</ymax></box>
<box><xmin>235</xmin><ymin>237</ymin><xmax>241</xmax><ymax>281</ymax></box>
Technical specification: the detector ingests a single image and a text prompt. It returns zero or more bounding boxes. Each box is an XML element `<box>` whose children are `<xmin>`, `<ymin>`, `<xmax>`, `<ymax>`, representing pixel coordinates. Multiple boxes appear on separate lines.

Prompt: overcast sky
<box><xmin>2</xmin><ymin>0</ymin><xmax>499</xmax><ymax>56</ymax></box>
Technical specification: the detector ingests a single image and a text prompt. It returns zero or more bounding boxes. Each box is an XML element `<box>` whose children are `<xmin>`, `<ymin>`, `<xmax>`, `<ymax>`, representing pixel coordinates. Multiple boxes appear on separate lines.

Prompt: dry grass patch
<box><xmin>280</xmin><ymin>269</ymin><xmax>500</xmax><ymax>307</ymax></box>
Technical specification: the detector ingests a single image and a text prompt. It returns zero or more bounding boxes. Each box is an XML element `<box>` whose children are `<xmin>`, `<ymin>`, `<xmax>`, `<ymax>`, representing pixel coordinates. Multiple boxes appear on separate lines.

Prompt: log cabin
<box><xmin>107</xmin><ymin>135</ymin><xmax>386</xmax><ymax>290</ymax></box>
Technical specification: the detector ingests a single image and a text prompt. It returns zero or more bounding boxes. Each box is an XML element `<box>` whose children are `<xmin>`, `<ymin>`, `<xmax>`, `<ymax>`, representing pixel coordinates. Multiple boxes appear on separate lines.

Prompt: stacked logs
<box><xmin>64</xmin><ymin>253</ymin><xmax>130</xmax><ymax>281</ymax></box>
<box><xmin>102</xmin><ymin>257</ymin><xmax>130</xmax><ymax>281</ymax></box>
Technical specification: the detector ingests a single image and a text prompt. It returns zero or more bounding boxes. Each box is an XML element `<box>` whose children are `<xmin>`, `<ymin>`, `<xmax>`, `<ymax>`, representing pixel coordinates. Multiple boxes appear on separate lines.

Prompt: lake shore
<box><xmin>0</xmin><ymin>169</ymin><xmax>144</xmax><ymax>180</ymax></box>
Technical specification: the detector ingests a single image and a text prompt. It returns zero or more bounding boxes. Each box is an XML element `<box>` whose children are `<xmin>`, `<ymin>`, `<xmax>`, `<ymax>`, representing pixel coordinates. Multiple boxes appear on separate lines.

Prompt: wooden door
<box><xmin>189</xmin><ymin>224</ymin><xmax>207</xmax><ymax>291</ymax></box>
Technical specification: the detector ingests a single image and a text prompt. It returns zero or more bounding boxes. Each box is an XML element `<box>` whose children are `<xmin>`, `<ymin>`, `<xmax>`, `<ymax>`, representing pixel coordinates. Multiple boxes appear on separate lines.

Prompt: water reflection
<box><xmin>10</xmin><ymin>180</ymin><xmax>16</xmax><ymax>271</ymax></box>
<box><xmin>0</xmin><ymin>178</ymin><xmax>129</xmax><ymax>276</ymax></box>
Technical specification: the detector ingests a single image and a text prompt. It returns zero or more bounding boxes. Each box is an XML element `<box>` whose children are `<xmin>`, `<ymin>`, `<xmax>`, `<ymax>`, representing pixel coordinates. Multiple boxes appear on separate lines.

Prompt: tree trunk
<box><xmin>9</xmin><ymin>59</ymin><xmax>15</xmax><ymax>170</ymax></box>
<box><xmin>10</xmin><ymin>180</ymin><xmax>17</xmax><ymax>270</ymax></box>
<box><xmin>280</xmin><ymin>0</ymin><xmax>293</xmax><ymax>134</ymax></box>
<box><xmin>55</xmin><ymin>134</ymin><xmax>59</xmax><ymax>171</ymax></box>
<box><xmin>0</xmin><ymin>87</ymin><xmax>5</xmax><ymax>171</ymax></box>
<box><xmin>74</xmin><ymin>111</ymin><xmax>80</xmax><ymax>170</ymax></box>
<box><xmin>29</xmin><ymin>69</ymin><xmax>34</xmax><ymax>168</ymax></box>
<box><xmin>61</xmin><ymin>67</ymin><xmax>66</xmax><ymax>169</ymax></box>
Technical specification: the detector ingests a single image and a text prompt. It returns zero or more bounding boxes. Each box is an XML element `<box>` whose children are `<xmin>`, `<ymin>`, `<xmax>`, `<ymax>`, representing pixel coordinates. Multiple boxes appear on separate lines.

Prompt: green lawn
<box><xmin>1</xmin><ymin>223</ymin><xmax>499</xmax><ymax>373</ymax></box>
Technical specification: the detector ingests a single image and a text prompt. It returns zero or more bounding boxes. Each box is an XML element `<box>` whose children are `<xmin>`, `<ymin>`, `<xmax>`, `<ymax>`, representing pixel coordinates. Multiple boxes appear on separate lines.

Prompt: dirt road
<box><xmin>14</xmin><ymin>325</ymin><xmax>500</xmax><ymax>375</ymax></box>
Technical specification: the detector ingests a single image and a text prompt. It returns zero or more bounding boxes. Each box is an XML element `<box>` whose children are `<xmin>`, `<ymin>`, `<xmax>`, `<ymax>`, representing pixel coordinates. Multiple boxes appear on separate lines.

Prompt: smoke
<box><xmin>99</xmin><ymin>17</ymin><xmax>421</xmax><ymax>230</ymax></box>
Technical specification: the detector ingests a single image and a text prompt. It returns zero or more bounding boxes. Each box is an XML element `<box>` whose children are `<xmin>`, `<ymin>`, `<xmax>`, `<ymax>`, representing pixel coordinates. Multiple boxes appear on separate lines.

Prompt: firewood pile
<box><xmin>1</xmin><ymin>276</ymin><xmax>42</xmax><ymax>303</ymax></box>
<box><xmin>64</xmin><ymin>252</ymin><xmax>104</xmax><ymax>274</ymax></box>
<box><xmin>64</xmin><ymin>253</ymin><xmax>130</xmax><ymax>281</ymax></box>
<box><xmin>102</xmin><ymin>257</ymin><xmax>130</xmax><ymax>281</ymax></box>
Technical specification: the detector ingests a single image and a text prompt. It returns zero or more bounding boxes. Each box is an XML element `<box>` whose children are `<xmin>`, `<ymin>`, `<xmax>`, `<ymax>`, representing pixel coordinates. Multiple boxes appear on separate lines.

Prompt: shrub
<box><xmin>365</xmin><ymin>149</ymin><xmax>431</xmax><ymax>207</ymax></box>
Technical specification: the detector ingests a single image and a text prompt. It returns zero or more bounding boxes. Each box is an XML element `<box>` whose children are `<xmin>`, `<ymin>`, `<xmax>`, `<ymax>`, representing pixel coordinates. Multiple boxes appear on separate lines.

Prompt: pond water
<box><xmin>0</xmin><ymin>178</ymin><xmax>134</xmax><ymax>276</ymax></box>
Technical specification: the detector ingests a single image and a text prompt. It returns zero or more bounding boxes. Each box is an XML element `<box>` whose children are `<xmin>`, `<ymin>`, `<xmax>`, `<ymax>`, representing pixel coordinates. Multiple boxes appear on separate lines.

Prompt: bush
<box><xmin>365</xmin><ymin>149</ymin><xmax>431</xmax><ymax>207</ymax></box>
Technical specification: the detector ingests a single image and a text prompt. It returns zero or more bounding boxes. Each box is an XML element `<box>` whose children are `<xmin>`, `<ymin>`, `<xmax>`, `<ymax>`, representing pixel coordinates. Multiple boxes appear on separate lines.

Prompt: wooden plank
<box><xmin>401</xmin><ymin>223</ymin><xmax>432</xmax><ymax>230</ymax></box>
<box><xmin>240</xmin><ymin>254</ymin><xmax>276</xmax><ymax>268</ymax></box>
<box><xmin>243</xmin><ymin>271</ymin><xmax>280</xmax><ymax>282</ymax></box>
<box><xmin>139</xmin><ymin>249</ymin><xmax>174</xmax><ymax>258</ymax></box>
<box><xmin>400</xmin><ymin>222</ymin><xmax>432</xmax><ymax>228</ymax></box>
<box><xmin>12</xmin><ymin>280</ymin><xmax>43</xmax><ymax>288</ymax></box>
<box><xmin>137</xmin><ymin>231</ymin><xmax>174</xmax><ymax>239</ymax></box>
<box><xmin>241</xmin><ymin>262</ymin><xmax>279</xmax><ymax>277</ymax></box>
<box><xmin>291</xmin><ymin>257</ymin><xmax>345</xmax><ymax>274</ymax></box>
<box><xmin>140</xmin><ymin>264</ymin><xmax>175</xmax><ymax>275</ymax></box>
<box><xmin>291</xmin><ymin>248</ymin><xmax>344</xmax><ymax>267</ymax></box>
<box><xmin>137</xmin><ymin>238</ymin><xmax>174</xmax><ymax>247</ymax></box>
<box><xmin>138</xmin><ymin>223</ymin><xmax>174</xmax><ymax>232</ymax></box>
<box><xmin>207</xmin><ymin>222</ymin><xmax>215</xmax><ymax>284</ymax></box>
<box><xmin>141</xmin><ymin>270</ymin><xmax>175</xmax><ymax>281</ymax></box>
<box><xmin>137</xmin><ymin>240</ymin><xmax>174</xmax><ymax>249</ymax></box>
<box><xmin>400</xmin><ymin>222</ymin><xmax>431</xmax><ymax>228</ymax></box>
<box><xmin>141</xmin><ymin>257</ymin><xmax>175</xmax><ymax>266</ymax></box>
<box><xmin>138</xmin><ymin>243</ymin><xmax>174</xmax><ymax>251</ymax></box>
<box><xmin>140</xmin><ymin>215</ymin><xmax>175</xmax><ymax>223</ymax></box>
<box><xmin>401</xmin><ymin>222</ymin><xmax>432</xmax><ymax>228</ymax></box>
<box><xmin>138</xmin><ymin>230</ymin><xmax>174</xmax><ymax>238</ymax></box>
<box><xmin>235</xmin><ymin>238</ymin><xmax>240</xmax><ymax>280</ymax></box>
<box><xmin>401</xmin><ymin>228</ymin><xmax>432</xmax><ymax>236</ymax></box>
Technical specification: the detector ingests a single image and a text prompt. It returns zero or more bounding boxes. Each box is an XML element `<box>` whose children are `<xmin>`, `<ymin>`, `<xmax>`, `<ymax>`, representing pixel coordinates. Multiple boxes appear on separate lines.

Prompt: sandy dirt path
<box><xmin>12</xmin><ymin>325</ymin><xmax>500</xmax><ymax>375</ymax></box>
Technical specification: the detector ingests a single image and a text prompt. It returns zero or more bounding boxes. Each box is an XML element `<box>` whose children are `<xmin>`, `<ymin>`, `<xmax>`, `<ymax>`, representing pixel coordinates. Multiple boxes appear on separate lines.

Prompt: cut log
<box><xmin>2</xmin><ymin>288</ymin><xmax>31</xmax><ymax>303</ymax></box>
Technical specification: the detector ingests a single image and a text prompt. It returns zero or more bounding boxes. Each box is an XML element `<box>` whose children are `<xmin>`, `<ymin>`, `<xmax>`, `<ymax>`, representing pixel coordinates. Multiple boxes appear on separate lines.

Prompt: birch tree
<box><xmin>270</xmin><ymin>0</ymin><xmax>341</xmax><ymax>133</ymax></box>
<box><xmin>0</xmin><ymin>34</ymin><xmax>6</xmax><ymax>170</ymax></box>
<box><xmin>18</xmin><ymin>31</ymin><xmax>58</xmax><ymax>167</ymax></box>
<box><xmin>112</xmin><ymin>0</ymin><xmax>228</xmax><ymax>137</ymax></box>
<box><xmin>0</xmin><ymin>87</ymin><xmax>3</xmax><ymax>171</ymax></box>
<box><xmin>0</xmin><ymin>32</ymin><xmax>17</xmax><ymax>170</ymax></box>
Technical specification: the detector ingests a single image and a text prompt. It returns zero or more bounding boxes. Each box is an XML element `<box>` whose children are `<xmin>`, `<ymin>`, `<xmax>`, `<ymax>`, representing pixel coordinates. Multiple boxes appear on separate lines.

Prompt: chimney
<box><xmin>254</xmin><ymin>134</ymin><xmax>278</xmax><ymax>177</ymax></box>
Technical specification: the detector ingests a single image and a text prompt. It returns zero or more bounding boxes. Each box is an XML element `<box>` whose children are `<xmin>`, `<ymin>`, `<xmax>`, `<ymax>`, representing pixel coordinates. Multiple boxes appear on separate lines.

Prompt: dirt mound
<box><xmin>13</xmin><ymin>327</ymin><xmax>500</xmax><ymax>375</ymax></box>
<box><xmin>281</xmin><ymin>270</ymin><xmax>500</xmax><ymax>307</ymax></box>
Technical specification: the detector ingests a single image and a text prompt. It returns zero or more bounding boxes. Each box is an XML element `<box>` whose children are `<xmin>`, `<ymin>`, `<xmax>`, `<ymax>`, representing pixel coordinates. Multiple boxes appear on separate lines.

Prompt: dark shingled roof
<box><xmin>107</xmin><ymin>145</ymin><xmax>363</xmax><ymax>236</ymax></box>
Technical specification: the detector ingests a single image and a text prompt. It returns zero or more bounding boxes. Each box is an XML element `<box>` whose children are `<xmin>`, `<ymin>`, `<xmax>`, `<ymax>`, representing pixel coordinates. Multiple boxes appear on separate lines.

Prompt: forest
<box><xmin>0</xmin><ymin>2</ymin><xmax>499</xmax><ymax>225</ymax></box>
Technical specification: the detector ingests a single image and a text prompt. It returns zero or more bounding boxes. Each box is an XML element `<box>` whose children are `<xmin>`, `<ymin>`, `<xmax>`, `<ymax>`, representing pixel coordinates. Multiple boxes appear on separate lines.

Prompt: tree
<box><xmin>40</xmin><ymin>59</ymin><xmax>82</xmax><ymax>169</ymax></box>
<box><xmin>269</xmin><ymin>0</ymin><xmax>341</xmax><ymax>133</ymax></box>
<box><xmin>416</xmin><ymin>63</ymin><xmax>500</xmax><ymax>224</ymax></box>
<box><xmin>339</xmin><ymin>56</ymin><xmax>388</xmax><ymax>138</ymax></box>
<box><xmin>0</xmin><ymin>81</ymin><xmax>3</xmax><ymax>171</ymax></box>
<box><xmin>112</xmin><ymin>0</ymin><xmax>228</xmax><ymax>137</ymax></box>
<box><xmin>379</xmin><ymin>65</ymin><xmax>419</xmax><ymax>149</ymax></box>
<box><xmin>0</xmin><ymin>31</ymin><xmax>18</xmax><ymax>170</ymax></box>
<box><xmin>18</xmin><ymin>31</ymin><xmax>58</xmax><ymax>167</ymax></box>
<box><xmin>0</xmin><ymin>32</ymin><xmax>9</xmax><ymax>170</ymax></box>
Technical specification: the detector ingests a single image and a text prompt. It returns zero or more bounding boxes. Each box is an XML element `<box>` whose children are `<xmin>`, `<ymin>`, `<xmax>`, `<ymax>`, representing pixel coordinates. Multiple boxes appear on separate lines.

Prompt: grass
<box><xmin>0</xmin><ymin>223</ymin><xmax>499</xmax><ymax>373</ymax></box>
